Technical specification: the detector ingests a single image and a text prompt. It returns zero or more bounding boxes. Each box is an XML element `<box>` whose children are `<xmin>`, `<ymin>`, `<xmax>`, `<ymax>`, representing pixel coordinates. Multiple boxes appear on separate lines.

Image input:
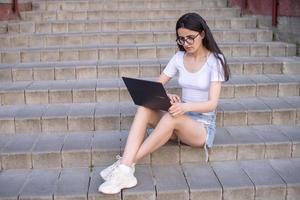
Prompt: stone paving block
<box><xmin>62</xmin><ymin>133</ymin><xmax>93</xmax><ymax>167</ymax></box>
<box><xmin>226</xmin><ymin>126</ymin><xmax>265</xmax><ymax>160</ymax></box>
<box><xmin>96</xmin><ymin>79</ymin><xmax>119</xmax><ymax>103</ymax></box>
<box><xmin>182</xmin><ymin>163</ymin><xmax>222</xmax><ymax>200</ymax></box>
<box><xmin>231</xmin><ymin>76</ymin><xmax>256</xmax><ymax>98</ymax></box>
<box><xmin>260</xmin><ymin>97</ymin><xmax>296</xmax><ymax>125</ymax></box>
<box><xmin>99</xmin><ymin>48</ymin><xmax>118</xmax><ymax>60</ymax></box>
<box><xmin>231</xmin><ymin>45</ymin><xmax>250</xmax><ymax>57</ymax></box>
<box><xmin>54</xmin><ymin>168</ymin><xmax>90</xmax><ymax>200</ymax></box>
<box><xmin>239</xmin><ymin>98</ymin><xmax>272</xmax><ymax>125</ymax></box>
<box><xmin>240</xmin><ymin>160</ymin><xmax>286</xmax><ymax>200</ymax></box>
<box><xmin>32</xmin><ymin>134</ymin><xmax>65</xmax><ymax>169</ymax></box>
<box><xmin>0</xmin><ymin>169</ymin><xmax>30</xmax><ymax>200</ymax></box>
<box><xmin>33</xmin><ymin>67</ymin><xmax>54</xmax><ymax>80</ymax></box>
<box><xmin>25</xmin><ymin>90</ymin><xmax>49</xmax><ymax>105</ymax></box>
<box><xmin>55</xmin><ymin>67</ymin><xmax>76</xmax><ymax>80</ymax></box>
<box><xmin>251</xmin><ymin>125</ymin><xmax>291</xmax><ymax>159</ymax></box>
<box><xmin>249</xmin><ymin>75</ymin><xmax>278</xmax><ymax>97</ymax></box>
<box><xmin>120</xmin><ymin>103</ymin><xmax>137</xmax><ymax>130</ymax></box>
<box><xmin>2</xmin><ymin>90</ymin><xmax>25</xmax><ymax>105</ymax></box>
<box><xmin>269</xmin><ymin>43</ymin><xmax>286</xmax><ymax>56</ymax></box>
<box><xmin>282</xmin><ymin>96</ymin><xmax>300</xmax><ymax>124</ymax></box>
<box><xmin>46</xmin><ymin>36</ymin><xmax>64</xmax><ymax>47</ymax></box>
<box><xmin>68</xmin><ymin>103</ymin><xmax>95</xmax><ymax>131</ymax></box>
<box><xmin>19</xmin><ymin>169</ymin><xmax>60</xmax><ymax>200</ymax></box>
<box><xmin>21</xmin><ymin>51</ymin><xmax>41</xmax><ymax>63</ymax></box>
<box><xmin>12</xmin><ymin>68</ymin><xmax>32</xmax><ymax>81</ymax></box>
<box><xmin>41</xmin><ymin>50</ymin><xmax>60</xmax><ymax>62</ymax></box>
<box><xmin>219</xmin><ymin>99</ymin><xmax>247</xmax><ymax>126</ymax></box>
<box><xmin>92</xmin><ymin>132</ymin><xmax>122</xmax><ymax>166</ymax></box>
<box><xmin>97</xmin><ymin>64</ymin><xmax>119</xmax><ymax>79</ymax></box>
<box><xmin>152</xmin><ymin>165</ymin><xmax>189</xmax><ymax>200</ymax></box>
<box><xmin>28</xmin><ymin>35</ymin><xmax>45</xmax><ymax>48</ymax></box>
<box><xmin>263</xmin><ymin>62</ymin><xmax>283</xmax><ymax>74</ymax></box>
<box><xmin>269</xmin><ymin>159</ymin><xmax>300</xmax><ymax>200</ymax></box>
<box><xmin>276</xmin><ymin>125</ymin><xmax>300</xmax><ymax>158</ymax></box>
<box><xmin>76</xmin><ymin>66</ymin><xmax>97</xmax><ymax>79</ymax></box>
<box><xmin>60</xmin><ymin>50</ymin><xmax>79</xmax><ymax>61</ymax></box>
<box><xmin>0</xmin><ymin>105</ymin><xmax>22</xmax><ymax>134</ymax></box>
<box><xmin>15</xmin><ymin>105</ymin><xmax>46</xmax><ymax>133</ymax></box>
<box><xmin>42</xmin><ymin>104</ymin><xmax>69</xmax><ymax>132</ymax></box>
<box><xmin>267</xmin><ymin>74</ymin><xmax>299</xmax><ymax>96</ymax></box>
<box><xmin>283</xmin><ymin>61</ymin><xmax>300</xmax><ymax>74</ymax></box>
<box><xmin>0</xmin><ymin>68</ymin><xmax>12</xmax><ymax>82</ymax></box>
<box><xmin>210</xmin><ymin>128</ymin><xmax>237</xmax><ymax>161</ymax></box>
<box><xmin>89</xmin><ymin>166</ymin><xmax>121</xmax><ymax>200</ymax></box>
<box><xmin>123</xmin><ymin>165</ymin><xmax>155</xmax><ymax>200</ymax></box>
<box><xmin>251</xmin><ymin>45</ymin><xmax>268</xmax><ymax>57</ymax></box>
<box><xmin>79</xmin><ymin>50</ymin><xmax>99</xmax><ymax>61</ymax></box>
<box><xmin>95</xmin><ymin>103</ymin><xmax>120</xmax><ymax>131</ymax></box>
<box><xmin>1</xmin><ymin>135</ymin><xmax>38</xmax><ymax>169</ymax></box>
<box><xmin>243</xmin><ymin>63</ymin><xmax>263</xmax><ymax>75</ymax></box>
<box><xmin>212</xmin><ymin>161</ymin><xmax>254</xmax><ymax>200</ymax></box>
<box><xmin>151</xmin><ymin>140</ymin><xmax>179</xmax><ymax>165</ymax></box>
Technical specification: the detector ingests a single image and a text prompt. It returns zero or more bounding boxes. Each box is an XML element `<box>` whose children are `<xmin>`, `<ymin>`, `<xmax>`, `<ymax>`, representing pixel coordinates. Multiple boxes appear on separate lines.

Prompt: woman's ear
<box><xmin>200</xmin><ymin>31</ymin><xmax>205</xmax><ymax>39</ymax></box>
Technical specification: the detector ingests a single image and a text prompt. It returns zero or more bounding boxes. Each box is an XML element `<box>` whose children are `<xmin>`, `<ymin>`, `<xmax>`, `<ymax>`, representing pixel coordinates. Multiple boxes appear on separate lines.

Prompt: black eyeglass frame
<box><xmin>176</xmin><ymin>33</ymin><xmax>200</xmax><ymax>46</ymax></box>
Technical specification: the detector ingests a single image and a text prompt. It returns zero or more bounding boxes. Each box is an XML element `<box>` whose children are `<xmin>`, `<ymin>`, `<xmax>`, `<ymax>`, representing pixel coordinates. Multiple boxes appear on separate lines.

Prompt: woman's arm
<box><xmin>157</xmin><ymin>73</ymin><xmax>172</xmax><ymax>85</ymax></box>
<box><xmin>168</xmin><ymin>81</ymin><xmax>222</xmax><ymax>116</ymax></box>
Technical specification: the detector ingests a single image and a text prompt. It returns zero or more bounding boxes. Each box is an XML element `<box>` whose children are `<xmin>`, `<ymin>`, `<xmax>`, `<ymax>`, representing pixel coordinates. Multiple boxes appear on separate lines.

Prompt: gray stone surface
<box><xmin>251</xmin><ymin>125</ymin><xmax>291</xmax><ymax>159</ymax></box>
<box><xmin>32</xmin><ymin>134</ymin><xmax>65</xmax><ymax>168</ymax></box>
<box><xmin>152</xmin><ymin>165</ymin><xmax>189</xmax><ymax>200</ymax></box>
<box><xmin>269</xmin><ymin>159</ymin><xmax>300</xmax><ymax>200</ymax></box>
<box><xmin>123</xmin><ymin>165</ymin><xmax>155</xmax><ymax>200</ymax></box>
<box><xmin>276</xmin><ymin>125</ymin><xmax>300</xmax><ymax>157</ymax></box>
<box><xmin>0</xmin><ymin>169</ymin><xmax>30</xmax><ymax>200</ymax></box>
<box><xmin>240</xmin><ymin>160</ymin><xmax>286</xmax><ymax>200</ymax></box>
<box><xmin>226</xmin><ymin>127</ymin><xmax>265</xmax><ymax>160</ymax></box>
<box><xmin>210</xmin><ymin>128</ymin><xmax>237</xmax><ymax>161</ymax></box>
<box><xmin>211</xmin><ymin>161</ymin><xmax>254</xmax><ymax>200</ymax></box>
<box><xmin>62</xmin><ymin>133</ymin><xmax>93</xmax><ymax>167</ymax></box>
<box><xmin>54</xmin><ymin>168</ymin><xmax>90</xmax><ymax>200</ymax></box>
<box><xmin>19</xmin><ymin>169</ymin><xmax>60</xmax><ymax>200</ymax></box>
<box><xmin>182</xmin><ymin>163</ymin><xmax>222</xmax><ymax>200</ymax></box>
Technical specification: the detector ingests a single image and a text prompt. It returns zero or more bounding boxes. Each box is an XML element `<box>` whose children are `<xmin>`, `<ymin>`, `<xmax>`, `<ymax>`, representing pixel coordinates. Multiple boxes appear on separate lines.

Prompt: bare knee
<box><xmin>160</xmin><ymin>112</ymin><xmax>176</xmax><ymax>126</ymax></box>
<box><xmin>136</xmin><ymin>106</ymin><xmax>161</xmax><ymax>127</ymax></box>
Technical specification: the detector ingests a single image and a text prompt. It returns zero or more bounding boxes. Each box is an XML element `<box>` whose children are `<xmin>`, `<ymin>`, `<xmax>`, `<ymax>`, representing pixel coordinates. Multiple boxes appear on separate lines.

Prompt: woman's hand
<box><xmin>167</xmin><ymin>93</ymin><xmax>181</xmax><ymax>104</ymax></box>
<box><xmin>168</xmin><ymin>102</ymin><xmax>188</xmax><ymax>117</ymax></box>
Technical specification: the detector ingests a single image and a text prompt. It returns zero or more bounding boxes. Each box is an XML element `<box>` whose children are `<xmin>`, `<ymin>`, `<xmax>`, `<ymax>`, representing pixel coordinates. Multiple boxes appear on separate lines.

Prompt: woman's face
<box><xmin>177</xmin><ymin>28</ymin><xmax>203</xmax><ymax>53</ymax></box>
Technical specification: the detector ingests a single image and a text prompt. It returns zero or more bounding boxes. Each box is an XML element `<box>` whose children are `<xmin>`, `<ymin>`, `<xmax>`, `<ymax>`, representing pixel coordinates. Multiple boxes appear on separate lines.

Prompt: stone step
<box><xmin>1</xmin><ymin>16</ymin><xmax>257</xmax><ymax>34</ymax></box>
<box><xmin>32</xmin><ymin>0</ymin><xmax>228</xmax><ymax>11</ymax></box>
<box><xmin>0</xmin><ymin>159</ymin><xmax>300</xmax><ymax>199</ymax></box>
<box><xmin>0</xmin><ymin>42</ymin><xmax>297</xmax><ymax>64</ymax></box>
<box><xmin>0</xmin><ymin>125</ymin><xmax>299</xmax><ymax>169</ymax></box>
<box><xmin>1</xmin><ymin>57</ymin><xmax>300</xmax><ymax>82</ymax></box>
<box><xmin>0</xmin><ymin>75</ymin><xmax>299</xmax><ymax>105</ymax></box>
<box><xmin>0</xmin><ymin>96</ymin><xmax>299</xmax><ymax>134</ymax></box>
<box><xmin>20</xmin><ymin>7</ymin><xmax>241</xmax><ymax>22</ymax></box>
<box><xmin>0</xmin><ymin>28</ymin><xmax>273</xmax><ymax>49</ymax></box>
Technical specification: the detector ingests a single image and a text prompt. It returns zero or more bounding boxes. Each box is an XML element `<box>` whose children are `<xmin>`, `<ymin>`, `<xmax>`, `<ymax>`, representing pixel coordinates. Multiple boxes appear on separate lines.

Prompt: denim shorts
<box><xmin>185</xmin><ymin>111</ymin><xmax>217</xmax><ymax>162</ymax></box>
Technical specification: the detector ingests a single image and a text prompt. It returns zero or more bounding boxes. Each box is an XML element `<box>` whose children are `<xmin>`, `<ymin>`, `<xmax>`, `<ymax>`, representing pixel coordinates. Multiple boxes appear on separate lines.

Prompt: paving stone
<box><xmin>0</xmin><ymin>169</ymin><xmax>30</xmax><ymax>200</ymax></box>
<box><xmin>218</xmin><ymin>99</ymin><xmax>247</xmax><ymax>126</ymax></box>
<box><xmin>95</xmin><ymin>103</ymin><xmax>120</xmax><ymax>131</ymax></box>
<box><xmin>42</xmin><ymin>104</ymin><xmax>69</xmax><ymax>132</ymax></box>
<box><xmin>92</xmin><ymin>131</ymin><xmax>122</xmax><ymax>166</ymax></box>
<box><xmin>251</xmin><ymin>125</ymin><xmax>291</xmax><ymax>159</ymax></box>
<box><xmin>19</xmin><ymin>169</ymin><xmax>60</xmax><ymax>200</ymax></box>
<box><xmin>210</xmin><ymin>128</ymin><xmax>237</xmax><ymax>161</ymax></box>
<box><xmin>239</xmin><ymin>98</ymin><xmax>272</xmax><ymax>125</ymax></box>
<box><xmin>211</xmin><ymin>161</ymin><xmax>254</xmax><ymax>200</ymax></box>
<box><xmin>54</xmin><ymin>168</ymin><xmax>90</xmax><ymax>200</ymax></box>
<box><xmin>62</xmin><ymin>133</ymin><xmax>93</xmax><ymax>167</ymax></box>
<box><xmin>260</xmin><ymin>97</ymin><xmax>296</xmax><ymax>125</ymax></box>
<box><xmin>32</xmin><ymin>134</ymin><xmax>66</xmax><ymax>169</ymax></box>
<box><xmin>240</xmin><ymin>160</ymin><xmax>286</xmax><ymax>200</ymax></box>
<box><xmin>1</xmin><ymin>135</ymin><xmax>38</xmax><ymax>169</ymax></box>
<box><xmin>182</xmin><ymin>163</ymin><xmax>222</xmax><ymax>200</ymax></box>
<box><xmin>67</xmin><ymin>103</ymin><xmax>95</xmax><ymax>131</ymax></box>
<box><xmin>276</xmin><ymin>125</ymin><xmax>300</xmax><ymax>158</ymax></box>
<box><xmin>123</xmin><ymin>165</ymin><xmax>155</xmax><ymax>200</ymax></box>
<box><xmin>152</xmin><ymin>165</ymin><xmax>189</xmax><ymax>200</ymax></box>
<box><xmin>226</xmin><ymin>126</ymin><xmax>265</xmax><ymax>160</ymax></box>
<box><xmin>269</xmin><ymin>159</ymin><xmax>300</xmax><ymax>200</ymax></box>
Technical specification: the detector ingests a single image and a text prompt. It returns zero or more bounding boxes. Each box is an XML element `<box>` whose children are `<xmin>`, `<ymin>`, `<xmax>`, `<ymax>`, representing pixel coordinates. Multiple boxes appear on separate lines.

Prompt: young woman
<box><xmin>98</xmin><ymin>12</ymin><xmax>230</xmax><ymax>194</ymax></box>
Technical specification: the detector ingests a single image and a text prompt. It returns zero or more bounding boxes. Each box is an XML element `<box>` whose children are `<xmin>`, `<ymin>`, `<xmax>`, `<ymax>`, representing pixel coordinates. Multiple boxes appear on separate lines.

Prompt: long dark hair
<box><xmin>176</xmin><ymin>12</ymin><xmax>230</xmax><ymax>81</ymax></box>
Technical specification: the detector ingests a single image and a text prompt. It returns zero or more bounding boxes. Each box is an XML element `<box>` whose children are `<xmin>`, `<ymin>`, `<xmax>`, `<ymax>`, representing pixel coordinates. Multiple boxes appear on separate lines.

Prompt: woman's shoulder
<box><xmin>208</xmin><ymin>53</ymin><xmax>224</xmax><ymax>66</ymax></box>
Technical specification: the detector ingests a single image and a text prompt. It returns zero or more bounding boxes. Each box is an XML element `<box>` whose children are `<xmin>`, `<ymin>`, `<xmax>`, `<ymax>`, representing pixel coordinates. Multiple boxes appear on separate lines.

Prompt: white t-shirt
<box><xmin>163</xmin><ymin>51</ymin><xmax>225</xmax><ymax>113</ymax></box>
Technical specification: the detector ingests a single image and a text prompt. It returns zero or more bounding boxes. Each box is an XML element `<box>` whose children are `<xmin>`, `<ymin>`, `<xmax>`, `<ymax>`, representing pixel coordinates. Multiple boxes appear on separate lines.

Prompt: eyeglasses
<box><xmin>176</xmin><ymin>33</ymin><xmax>200</xmax><ymax>46</ymax></box>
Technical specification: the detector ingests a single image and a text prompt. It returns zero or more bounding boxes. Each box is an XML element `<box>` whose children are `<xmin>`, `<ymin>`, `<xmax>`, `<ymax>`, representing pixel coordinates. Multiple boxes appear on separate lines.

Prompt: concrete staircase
<box><xmin>0</xmin><ymin>0</ymin><xmax>300</xmax><ymax>199</ymax></box>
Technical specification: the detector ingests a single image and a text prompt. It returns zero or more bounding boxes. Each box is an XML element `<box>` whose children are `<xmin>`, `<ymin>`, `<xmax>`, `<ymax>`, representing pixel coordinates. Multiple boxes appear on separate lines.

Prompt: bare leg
<box><xmin>121</xmin><ymin>106</ymin><xmax>162</xmax><ymax>166</ymax></box>
<box><xmin>134</xmin><ymin>113</ymin><xmax>207</xmax><ymax>162</ymax></box>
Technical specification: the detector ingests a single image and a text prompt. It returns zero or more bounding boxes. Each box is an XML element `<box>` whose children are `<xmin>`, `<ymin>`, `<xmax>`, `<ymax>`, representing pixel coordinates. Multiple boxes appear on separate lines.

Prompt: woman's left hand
<box><xmin>168</xmin><ymin>103</ymin><xmax>188</xmax><ymax>117</ymax></box>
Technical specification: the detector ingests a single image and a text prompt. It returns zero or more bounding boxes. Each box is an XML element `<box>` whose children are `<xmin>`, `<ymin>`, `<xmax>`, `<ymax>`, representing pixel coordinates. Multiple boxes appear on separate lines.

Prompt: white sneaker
<box><xmin>100</xmin><ymin>155</ymin><xmax>122</xmax><ymax>181</ymax></box>
<box><xmin>100</xmin><ymin>155</ymin><xmax>136</xmax><ymax>181</ymax></box>
<box><xmin>98</xmin><ymin>164</ymin><xmax>137</xmax><ymax>194</ymax></box>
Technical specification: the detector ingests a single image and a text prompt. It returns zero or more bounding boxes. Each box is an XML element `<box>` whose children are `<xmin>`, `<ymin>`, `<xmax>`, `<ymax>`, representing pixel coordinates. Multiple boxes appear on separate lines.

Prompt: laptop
<box><xmin>122</xmin><ymin>77</ymin><xmax>171</xmax><ymax>111</ymax></box>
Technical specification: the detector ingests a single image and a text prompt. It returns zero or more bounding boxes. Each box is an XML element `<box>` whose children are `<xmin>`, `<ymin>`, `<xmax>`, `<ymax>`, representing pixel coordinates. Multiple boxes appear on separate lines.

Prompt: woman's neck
<box><xmin>188</xmin><ymin>46</ymin><xmax>209</xmax><ymax>61</ymax></box>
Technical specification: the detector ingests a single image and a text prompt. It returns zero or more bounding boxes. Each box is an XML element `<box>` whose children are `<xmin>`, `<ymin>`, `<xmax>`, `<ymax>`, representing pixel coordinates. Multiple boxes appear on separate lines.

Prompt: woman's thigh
<box><xmin>173</xmin><ymin>115</ymin><xmax>207</xmax><ymax>147</ymax></box>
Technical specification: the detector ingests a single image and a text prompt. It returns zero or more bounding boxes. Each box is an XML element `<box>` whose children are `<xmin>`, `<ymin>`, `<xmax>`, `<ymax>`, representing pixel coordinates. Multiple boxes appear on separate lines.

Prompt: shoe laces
<box><xmin>106</xmin><ymin>155</ymin><xmax>122</xmax><ymax>179</ymax></box>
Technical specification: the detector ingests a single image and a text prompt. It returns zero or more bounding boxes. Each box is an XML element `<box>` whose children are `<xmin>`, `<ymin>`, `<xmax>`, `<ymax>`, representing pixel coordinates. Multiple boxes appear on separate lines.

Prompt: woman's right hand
<box><xmin>167</xmin><ymin>93</ymin><xmax>181</xmax><ymax>104</ymax></box>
